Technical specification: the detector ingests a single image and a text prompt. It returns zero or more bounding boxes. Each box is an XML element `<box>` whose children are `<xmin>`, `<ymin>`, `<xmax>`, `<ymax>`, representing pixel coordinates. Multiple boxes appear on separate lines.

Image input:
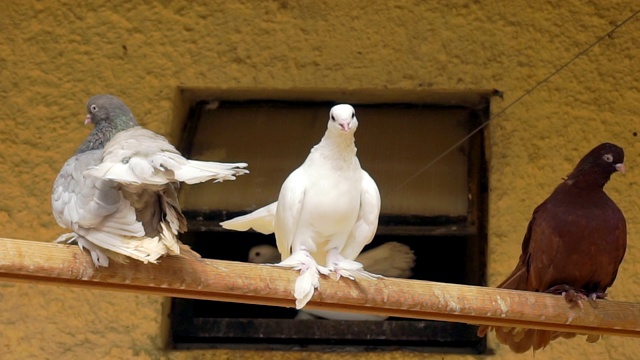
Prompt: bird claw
<box><xmin>54</xmin><ymin>232</ymin><xmax>78</xmax><ymax>244</ymax></box>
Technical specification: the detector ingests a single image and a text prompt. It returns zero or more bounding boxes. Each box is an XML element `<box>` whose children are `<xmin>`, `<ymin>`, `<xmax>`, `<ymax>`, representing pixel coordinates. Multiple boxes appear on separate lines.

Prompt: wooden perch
<box><xmin>0</xmin><ymin>238</ymin><xmax>638</xmax><ymax>338</ymax></box>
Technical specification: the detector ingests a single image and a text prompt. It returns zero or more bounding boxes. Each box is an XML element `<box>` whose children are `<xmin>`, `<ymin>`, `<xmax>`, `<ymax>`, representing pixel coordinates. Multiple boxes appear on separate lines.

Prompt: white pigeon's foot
<box><xmin>326</xmin><ymin>248</ymin><xmax>381</xmax><ymax>281</ymax></box>
<box><xmin>54</xmin><ymin>232</ymin><xmax>78</xmax><ymax>244</ymax></box>
<box><xmin>276</xmin><ymin>249</ymin><xmax>327</xmax><ymax>309</ymax></box>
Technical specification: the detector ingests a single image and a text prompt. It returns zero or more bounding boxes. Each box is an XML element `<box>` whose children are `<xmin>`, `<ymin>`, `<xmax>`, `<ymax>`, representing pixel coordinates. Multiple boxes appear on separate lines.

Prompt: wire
<box><xmin>392</xmin><ymin>8</ymin><xmax>640</xmax><ymax>193</ymax></box>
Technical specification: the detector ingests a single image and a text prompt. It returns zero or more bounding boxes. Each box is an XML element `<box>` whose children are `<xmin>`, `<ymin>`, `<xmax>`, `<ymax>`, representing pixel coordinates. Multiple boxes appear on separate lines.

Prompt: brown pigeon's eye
<box><xmin>90</xmin><ymin>105</ymin><xmax>98</xmax><ymax>112</ymax></box>
<box><xmin>255</xmin><ymin>251</ymin><xmax>261</xmax><ymax>257</ymax></box>
<box><xmin>603</xmin><ymin>154</ymin><xmax>614</xmax><ymax>162</ymax></box>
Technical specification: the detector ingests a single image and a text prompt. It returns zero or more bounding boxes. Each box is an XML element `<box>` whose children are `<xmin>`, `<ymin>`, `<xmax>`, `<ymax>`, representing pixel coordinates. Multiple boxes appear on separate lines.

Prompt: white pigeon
<box><xmin>248</xmin><ymin>242</ymin><xmax>416</xmax><ymax>320</ymax></box>
<box><xmin>222</xmin><ymin>104</ymin><xmax>381</xmax><ymax>309</ymax></box>
<box><xmin>52</xmin><ymin>94</ymin><xmax>249</xmax><ymax>267</ymax></box>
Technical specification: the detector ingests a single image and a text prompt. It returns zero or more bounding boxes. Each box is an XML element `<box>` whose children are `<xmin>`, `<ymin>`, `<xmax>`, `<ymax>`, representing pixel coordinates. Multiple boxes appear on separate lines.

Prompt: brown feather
<box><xmin>478</xmin><ymin>143</ymin><xmax>627</xmax><ymax>353</ymax></box>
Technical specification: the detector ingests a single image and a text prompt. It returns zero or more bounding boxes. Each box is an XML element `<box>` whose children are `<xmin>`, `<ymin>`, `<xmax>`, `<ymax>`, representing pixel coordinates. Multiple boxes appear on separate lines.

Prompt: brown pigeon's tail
<box><xmin>476</xmin><ymin>263</ymin><xmax>528</xmax><ymax>337</ymax></box>
<box><xmin>477</xmin><ymin>264</ymin><xmax>601</xmax><ymax>352</ymax></box>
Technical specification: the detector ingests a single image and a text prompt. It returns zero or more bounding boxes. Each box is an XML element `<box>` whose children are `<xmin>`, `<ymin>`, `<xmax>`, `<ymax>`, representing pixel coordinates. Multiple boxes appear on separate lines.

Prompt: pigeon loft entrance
<box><xmin>172</xmin><ymin>93</ymin><xmax>492</xmax><ymax>353</ymax></box>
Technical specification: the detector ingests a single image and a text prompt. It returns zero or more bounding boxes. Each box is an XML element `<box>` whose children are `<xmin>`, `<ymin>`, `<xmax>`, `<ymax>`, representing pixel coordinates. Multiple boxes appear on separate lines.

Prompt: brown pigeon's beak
<box><xmin>84</xmin><ymin>114</ymin><xmax>93</xmax><ymax>125</ymax></box>
<box><xmin>615</xmin><ymin>163</ymin><xmax>625</xmax><ymax>174</ymax></box>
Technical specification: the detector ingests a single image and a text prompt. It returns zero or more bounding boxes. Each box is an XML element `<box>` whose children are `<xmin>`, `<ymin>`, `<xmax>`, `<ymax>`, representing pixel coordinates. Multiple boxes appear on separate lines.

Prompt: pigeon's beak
<box><xmin>84</xmin><ymin>114</ymin><xmax>93</xmax><ymax>125</ymax></box>
<box><xmin>339</xmin><ymin>122</ymin><xmax>351</xmax><ymax>131</ymax></box>
<box><xmin>615</xmin><ymin>163</ymin><xmax>625</xmax><ymax>174</ymax></box>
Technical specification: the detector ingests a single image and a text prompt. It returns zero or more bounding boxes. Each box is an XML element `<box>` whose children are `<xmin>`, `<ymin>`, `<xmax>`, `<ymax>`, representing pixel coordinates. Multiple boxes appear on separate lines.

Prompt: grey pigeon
<box><xmin>52</xmin><ymin>94</ymin><xmax>248</xmax><ymax>267</ymax></box>
<box><xmin>222</xmin><ymin>104</ymin><xmax>381</xmax><ymax>309</ymax></box>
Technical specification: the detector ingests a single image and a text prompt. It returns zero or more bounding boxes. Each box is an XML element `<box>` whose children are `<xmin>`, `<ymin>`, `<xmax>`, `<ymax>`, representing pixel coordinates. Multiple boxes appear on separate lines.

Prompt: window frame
<box><xmin>170</xmin><ymin>96</ymin><xmax>491</xmax><ymax>353</ymax></box>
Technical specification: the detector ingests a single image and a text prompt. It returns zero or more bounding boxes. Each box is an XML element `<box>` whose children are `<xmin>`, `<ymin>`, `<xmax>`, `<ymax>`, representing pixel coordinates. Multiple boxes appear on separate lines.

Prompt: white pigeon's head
<box><xmin>248</xmin><ymin>244</ymin><xmax>280</xmax><ymax>263</ymax></box>
<box><xmin>328</xmin><ymin>104</ymin><xmax>358</xmax><ymax>133</ymax></box>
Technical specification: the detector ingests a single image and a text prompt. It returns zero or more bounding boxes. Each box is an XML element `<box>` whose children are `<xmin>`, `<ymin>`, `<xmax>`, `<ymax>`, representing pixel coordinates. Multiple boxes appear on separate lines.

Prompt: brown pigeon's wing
<box><xmin>495</xmin><ymin>202</ymin><xmax>549</xmax><ymax>291</ymax></box>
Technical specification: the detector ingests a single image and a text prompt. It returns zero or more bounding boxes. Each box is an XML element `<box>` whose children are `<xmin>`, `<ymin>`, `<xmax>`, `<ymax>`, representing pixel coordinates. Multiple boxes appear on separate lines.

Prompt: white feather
<box><xmin>224</xmin><ymin>104</ymin><xmax>381</xmax><ymax>309</ymax></box>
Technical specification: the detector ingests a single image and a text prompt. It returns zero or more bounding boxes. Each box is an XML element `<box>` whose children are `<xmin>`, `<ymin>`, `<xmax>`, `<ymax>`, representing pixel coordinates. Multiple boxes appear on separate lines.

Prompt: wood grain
<box><xmin>0</xmin><ymin>238</ymin><xmax>638</xmax><ymax>338</ymax></box>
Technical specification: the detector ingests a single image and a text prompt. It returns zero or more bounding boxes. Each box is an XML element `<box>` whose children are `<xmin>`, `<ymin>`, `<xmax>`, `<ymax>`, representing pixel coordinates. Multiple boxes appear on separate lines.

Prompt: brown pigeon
<box><xmin>478</xmin><ymin>142</ymin><xmax>627</xmax><ymax>353</ymax></box>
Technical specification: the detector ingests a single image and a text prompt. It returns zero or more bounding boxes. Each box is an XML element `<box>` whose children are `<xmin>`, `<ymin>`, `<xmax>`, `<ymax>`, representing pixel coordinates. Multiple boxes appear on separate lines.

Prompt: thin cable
<box><xmin>393</xmin><ymin>8</ymin><xmax>640</xmax><ymax>193</ymax></box>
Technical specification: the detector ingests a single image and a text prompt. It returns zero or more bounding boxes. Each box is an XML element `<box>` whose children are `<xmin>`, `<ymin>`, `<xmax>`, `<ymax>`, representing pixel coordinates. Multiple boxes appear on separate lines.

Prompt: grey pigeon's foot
<box><xmin>54</xmin><ymin>232</ymin><xmax>78</xmax><ymax>244</ymax></box>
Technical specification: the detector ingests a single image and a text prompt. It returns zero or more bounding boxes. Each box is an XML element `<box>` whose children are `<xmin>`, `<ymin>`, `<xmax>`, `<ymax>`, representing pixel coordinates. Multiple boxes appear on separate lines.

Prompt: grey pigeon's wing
<box><xmin>52</xmin><ymin>150</ymin><xmax>166</xmax><ymax>264</ymax></box>
<box><xmin>341</xmin><ymin>170</ymin><xmax>381</xmax><ymax>261</ymax></box>
<box><xmin>52</xmin><ymin>150</ymin><xmax>132</xmax><ymax>231</ymax></box>
<box><xmin>86</xmin><ymin>127</ymin><xmax>247</xmax><ymax>186</ymax></box>
<box><xmin>220</xmin><ymin>202</ymin><xmax>277</xmax><ymax>235</ymax></box>
<box><xmin>275</xmin><ymin>168</ymin><xmax>306</xmax><ymax>260</ymax></box>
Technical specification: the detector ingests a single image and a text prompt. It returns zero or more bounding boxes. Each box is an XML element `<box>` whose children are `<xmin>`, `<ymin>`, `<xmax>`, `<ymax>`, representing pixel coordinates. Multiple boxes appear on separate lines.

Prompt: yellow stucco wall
<box><xmin>1</xmin><ymin>1</ymin><xmax>639</xmax><ymax>358</ymax></box>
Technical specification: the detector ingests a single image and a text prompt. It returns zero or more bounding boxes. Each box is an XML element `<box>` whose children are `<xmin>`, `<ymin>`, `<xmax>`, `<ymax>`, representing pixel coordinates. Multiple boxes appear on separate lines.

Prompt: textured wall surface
<box><xmin>1</xmin><ymin>0</ymin><xmax>639</xmax><ymax>358</ymax></box>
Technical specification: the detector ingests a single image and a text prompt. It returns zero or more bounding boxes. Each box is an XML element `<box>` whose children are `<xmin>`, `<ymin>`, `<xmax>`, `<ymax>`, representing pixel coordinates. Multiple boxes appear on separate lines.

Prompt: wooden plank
<box><xmin>0</xmin><ymin>238</ymin><xmax>638</xmax><ymax>338</ymax></box>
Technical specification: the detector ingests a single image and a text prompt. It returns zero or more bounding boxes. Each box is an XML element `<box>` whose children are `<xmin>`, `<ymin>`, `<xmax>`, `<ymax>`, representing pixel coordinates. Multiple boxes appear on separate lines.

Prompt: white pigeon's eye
<box><xmin>603</xmin><ymin>154</ymin><xmax>613</xmax><ymax>162</ymax></box>
<box><xmin>90</xmin><ymin>104</ymin><xmax>98</xmax><ymax>112</ymax></box>
<box><xmin>351</xmin><ymin>112</ymin><xmax>355</xmax><ymax>119</ymax></box>
<box><xmin>330</xmin><ymin>114</ymin><xmax>336</xmax><ymax>121</ymax></box>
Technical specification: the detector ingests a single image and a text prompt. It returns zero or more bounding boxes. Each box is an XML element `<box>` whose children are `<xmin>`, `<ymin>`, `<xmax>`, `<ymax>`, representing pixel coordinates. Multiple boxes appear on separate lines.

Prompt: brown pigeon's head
<box><xmin>85</xmin><ymin>94</ymin><xmax>138</xmax><ymax>130</ymax></box>
<box><xmin>567</xmin><ymin>143</ymin><xmax>624</xmax><ymax>187</ymax></box>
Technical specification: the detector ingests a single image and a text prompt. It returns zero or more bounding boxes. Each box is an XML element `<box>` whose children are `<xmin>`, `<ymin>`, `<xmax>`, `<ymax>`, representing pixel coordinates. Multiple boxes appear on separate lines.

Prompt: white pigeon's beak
<box><xmin>339</xmin><ymin>122</ymin><xmax>350</xmax><ymax>131</ymax></box>
<box><xmin>84</xmin><ymin>114</ymin><xmax>93</xmax><ymax>125</ymax></box>
<box><xmin>615</xmin><ymin>163</ymin><xmax>625</xmax><ymax>174</ymax></box>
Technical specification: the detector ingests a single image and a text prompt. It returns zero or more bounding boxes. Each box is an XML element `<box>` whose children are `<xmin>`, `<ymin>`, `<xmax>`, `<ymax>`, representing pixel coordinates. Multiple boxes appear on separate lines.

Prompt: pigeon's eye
<box><xmin>255</xmin><ymin>251</ymin><xmax>261</xmax><ymax>257</ymax></box>
<box><xmin>90</xmin><ymin>105</ymin><xmax>98</xmax><ymax>113</ymax></box>
<box><xmin>603</xmin><ymin>154</ymin><xmax>614</xmax><ymax>163</ymax></box>
<box><xmin>330</xmin><ymin>115</ymin><xmax>336</xmax><ymax>121</ymax></box>
<box><xmin>351</xmin><ymin>112</ymin><xmax>355</xmax><ymax>119</ymax></box>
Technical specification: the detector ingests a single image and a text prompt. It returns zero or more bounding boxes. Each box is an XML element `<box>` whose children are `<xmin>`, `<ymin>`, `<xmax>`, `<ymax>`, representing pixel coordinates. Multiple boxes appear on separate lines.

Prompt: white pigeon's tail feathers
<box><xmin>355</xmin><ymin>242</ymin><xmax>416</xmax><ymax>278</ymax></box>
<box><xmin>75</xmin><ymin>228</ymin><xmax>168</xmax><ymax>267</ymax></box>
<box><xmin>220</xmin><ymin>202</ymin><xmax>277</xmax><ymax>235</ymax></box>
<box><xmin>173</xmin><ymin>159</ymin><xmax>249</xmax><ymax>184</ymax></box>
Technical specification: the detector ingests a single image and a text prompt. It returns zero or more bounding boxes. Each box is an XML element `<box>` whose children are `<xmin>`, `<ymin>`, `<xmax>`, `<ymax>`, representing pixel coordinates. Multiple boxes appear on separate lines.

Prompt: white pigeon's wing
<box><xmin>274</xmin><ymin>168</ymin><xmax>306</xmax><ymax>260</ymax></box>
<box><xmin>355</xmin><ymin>242</ymin><xmax>415</xmax><ymax>278</ymax></box>
<box><xmin>220</xmin><ymin>202</ymin><xmax>277</xmax><ymax>235</ymax></box>
<box><xmin>85</xmin><ymin>127</ymin><xmax>248</xmax><ymax>186</ymax></box>
<box><xmin>341</xmin><ymin>170</ymin><xmax>381</xmax><ymax>260</ymax></box>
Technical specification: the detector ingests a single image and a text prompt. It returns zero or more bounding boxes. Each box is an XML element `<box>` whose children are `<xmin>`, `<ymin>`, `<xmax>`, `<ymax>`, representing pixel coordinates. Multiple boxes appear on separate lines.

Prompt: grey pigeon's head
<box><xmin>75</xmin><ymin>94</ymin><xmax>139</xmax><ymax>154</ymax></box>
<box><xmin>85</xmin><ymin>94</ymin><xmax>138</xmax><ymax>129</ymax></box>
<box><xmin>328</xmin><ymin>104</ymin><xmax>358</xmax><ymax>133</ymax></box>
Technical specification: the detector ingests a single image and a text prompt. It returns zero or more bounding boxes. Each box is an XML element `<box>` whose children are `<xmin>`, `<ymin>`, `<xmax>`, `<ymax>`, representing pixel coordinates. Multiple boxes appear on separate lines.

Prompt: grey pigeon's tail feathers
<box><xmin>355</xmin><ymin>242</ymin><xmax>415</xmax><ymax>278</ymax></box>
<box><xmin>220</xmin><ymin>202</ymin><xmax>277</xmax><ymax>235</ymax></box>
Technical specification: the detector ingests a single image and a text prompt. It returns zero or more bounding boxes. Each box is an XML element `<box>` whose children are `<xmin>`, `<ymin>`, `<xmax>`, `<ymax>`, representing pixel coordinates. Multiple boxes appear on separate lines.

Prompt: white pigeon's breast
<box><xmin>300</xmin><ymin>171</ymin><xmax>362</xmax><ymax>236</ymax></box>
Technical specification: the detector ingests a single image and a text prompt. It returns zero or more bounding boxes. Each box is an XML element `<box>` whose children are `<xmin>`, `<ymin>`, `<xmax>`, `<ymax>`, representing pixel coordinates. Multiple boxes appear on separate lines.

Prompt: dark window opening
<box><xmin>170</xmin><ymin>98</ymin><xmax>490</xmax><ymax>353</ymax></box>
